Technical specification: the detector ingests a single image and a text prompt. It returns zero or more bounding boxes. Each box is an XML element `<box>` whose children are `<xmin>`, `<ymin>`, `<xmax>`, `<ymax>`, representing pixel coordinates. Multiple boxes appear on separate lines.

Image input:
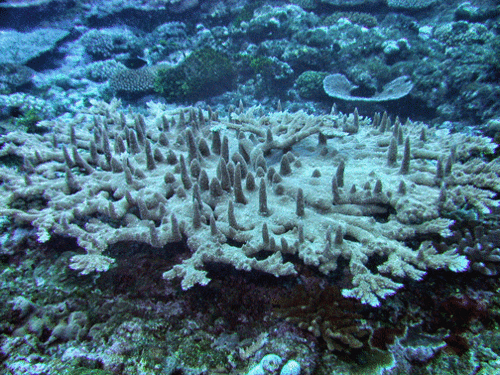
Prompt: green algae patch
<box><xmin>154</xmin><ymin>47</ymin><xmax>235</xmax><ymax>102</ymax></box>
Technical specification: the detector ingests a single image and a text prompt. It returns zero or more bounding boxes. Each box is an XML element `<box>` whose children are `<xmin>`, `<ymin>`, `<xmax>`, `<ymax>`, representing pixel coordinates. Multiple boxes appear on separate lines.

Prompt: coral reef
<box><xmin>0</xmin><ymin>28</ymin><xmax>69</xmax><ymax>65</ymax></box>
<box><xmin>246</xmin><ymin>353</ymin><xmax>302</xmax><ymax>375</ymax></box>
<box><xmin>110</xmin><ymin>46</ymin><xmax>235</xmax><ymax>99</ymax></box>
<box><xmin>109</xmin><ymin>67</ymin><xmax>158</xmax><ymax>96</ymax></box>
<box><xmin>0</xmin><ymin>99</ymin><xmax>497</xmax><ymax>307</ymax></box>
<box><xmin>0</xmin><ymin>63</ymin><xmax>34</xmax><ymax>93</ymax></box>
<box><xmin>295</xmin><ymin>71</ymin><xmax>329</xmax><ymax>100</ymax></box>
<box><xmin>459</xmin><ymin>226</ymin><xmax>500</xmax><ymax>276</ymax></box>
<box><xmin>80</xmin><ymin>28</ymin><xmax>140</xmax><ymax>62</ymax></box>
<box><xmin>387</xmin><ymin>0</ymin><xmax>439</xmax><ymax>9</ymax></box>
<box><xmin>0</xmin><ymin>93</ymin><xmax>55</xmax><ymax>121</ymax></box>
<box><xmin>85</xmin><ymin>60</ymin><xmax>127</xmax><ymax>83</ymax></box>
<box><xmin>323</xmin><ymin>74</ymin><xmax>414</xmax><ymax>102</ymax></box>
<box><xmin>274</xmin><ymin>281</ymin><xmax>372</xmax><ymax>353</ymax></box>
<box><xmin>167</xmin><ymin>0</ymin><xmax>199</xmax><ymax>13</ymax></box>
<box><xmin>0</xmin><ymin>1</ymin><xmax>498</xmax><ymax>127</ymax></box>
<box><xmin>1</xmin><ymin>1</ymin><xmax>500</xmax><ymax>374</ymax></box>
<box><xmin>154</xmin><ymin>47</ymin><xmax>235</xmax><ymax>101</ymax></box>
<box><xmin>0</xmin><ymin>0</ymin><xmax>55</xmax><ymax>7</ymax></box>
<box><xmin>321</xmin><ymin>0</ymin><xmax>379</xmax><ymax>6</ymax></box>
<box><xmin>323</xmin><ymin>11</ymin><xmax>378</xmax><ymax>28</ymax></box>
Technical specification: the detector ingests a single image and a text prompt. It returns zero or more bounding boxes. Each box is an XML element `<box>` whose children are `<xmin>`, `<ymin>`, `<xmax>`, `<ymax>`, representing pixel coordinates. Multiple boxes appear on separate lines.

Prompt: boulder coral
<box><xmin>0</xmin><ymin>99</ymin><xmax>498</xmax><ymax>307</ymax></box>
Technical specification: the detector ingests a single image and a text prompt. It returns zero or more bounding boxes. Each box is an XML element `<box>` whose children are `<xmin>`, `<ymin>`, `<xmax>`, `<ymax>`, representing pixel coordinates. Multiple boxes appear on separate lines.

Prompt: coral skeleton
<box><xmin>1</xmin><ymin>99</ymin><xmax>497</xmax><ymax>306</ymax></box>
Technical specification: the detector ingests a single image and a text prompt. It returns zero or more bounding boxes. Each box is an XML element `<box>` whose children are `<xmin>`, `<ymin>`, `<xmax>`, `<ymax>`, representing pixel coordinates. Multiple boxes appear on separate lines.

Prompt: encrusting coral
<box><xmin>0</xmin><ymin>99</ymin><xmax>498</xmax><ymax>306</ymax></box>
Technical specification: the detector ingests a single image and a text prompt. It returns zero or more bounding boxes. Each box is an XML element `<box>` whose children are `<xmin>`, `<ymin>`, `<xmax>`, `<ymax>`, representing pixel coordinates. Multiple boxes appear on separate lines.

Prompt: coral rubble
<box><xmin>1</xmin><ymin>99</ymin><xmax>497</xmax><ymax>307</ymax></box>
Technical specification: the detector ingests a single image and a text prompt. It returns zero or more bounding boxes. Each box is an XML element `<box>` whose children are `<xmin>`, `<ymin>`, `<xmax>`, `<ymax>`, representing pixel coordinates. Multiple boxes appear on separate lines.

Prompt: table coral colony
<box><xmin>1</xmin><ymin>99</ymin><xmax>498</xmax><ymax>307</ymax></box>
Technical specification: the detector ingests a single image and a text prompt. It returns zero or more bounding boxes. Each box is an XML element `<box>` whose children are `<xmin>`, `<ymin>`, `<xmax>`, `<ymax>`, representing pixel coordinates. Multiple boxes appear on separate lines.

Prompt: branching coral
<box><xmin>273</xmin><ymin>281</ymin><xmax>372</xmax><ymax>353</ymax></box>
<box><xmin>0</xmin><ymin>99</ymin><xmax>497</xmax><ymax>306</ymax></box>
